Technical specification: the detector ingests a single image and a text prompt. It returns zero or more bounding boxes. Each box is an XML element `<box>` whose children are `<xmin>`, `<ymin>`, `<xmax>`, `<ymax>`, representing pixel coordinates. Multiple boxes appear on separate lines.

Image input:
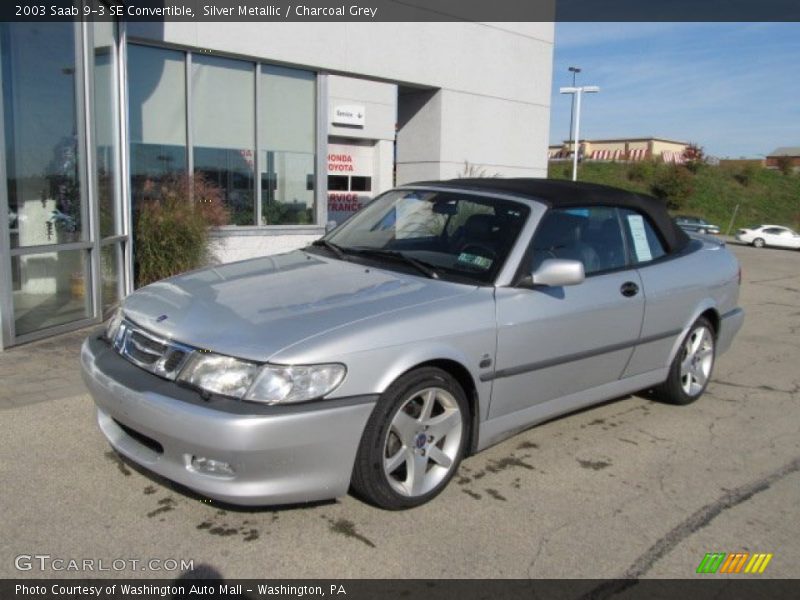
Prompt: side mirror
<box><xmin>325</xmin><ymin>220</ymin><xmax>338</xmax><ymax>233</ymax></box>
<box><xmin>527</xmin><ymin>258</ymin><xmax>585</xmax><ymax>288</ymax></box>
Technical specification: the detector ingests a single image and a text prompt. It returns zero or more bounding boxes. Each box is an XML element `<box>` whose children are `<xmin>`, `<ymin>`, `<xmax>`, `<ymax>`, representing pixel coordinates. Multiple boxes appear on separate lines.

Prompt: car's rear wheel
<box><xmin>753</xmin><ymin>237</ymin><xmax>765</xmax><ymax>248</ymax></box>
<box><xmin>653</xmin><ymin>317</ymin><xmax>715</xmax><ymax>405</ymax></box>
<box><xmin>351</xmin><ymin>367</ymin><xmax>468</xmax><ymax>509</ymax></box>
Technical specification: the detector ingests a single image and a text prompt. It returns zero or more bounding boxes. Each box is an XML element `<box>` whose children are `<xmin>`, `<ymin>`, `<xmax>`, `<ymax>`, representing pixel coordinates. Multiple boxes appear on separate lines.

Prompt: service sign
<box><xmin>332</xmin><ymin>105</ymin><xmax>366</xmax><ymax>127</ymax></box>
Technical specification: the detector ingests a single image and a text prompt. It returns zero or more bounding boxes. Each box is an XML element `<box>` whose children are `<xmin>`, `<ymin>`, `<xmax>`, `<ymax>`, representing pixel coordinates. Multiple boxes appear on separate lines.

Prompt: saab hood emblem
<box><xmin>155</xmin><ymin>314</ymin><xmax>168</xmax><ymax>322</ymax></box>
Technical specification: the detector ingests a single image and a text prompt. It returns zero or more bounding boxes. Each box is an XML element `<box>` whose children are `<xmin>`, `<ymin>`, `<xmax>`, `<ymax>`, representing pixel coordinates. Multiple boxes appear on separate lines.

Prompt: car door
<box><xmin>762</xmin><ymin>227</ymin><xmax>788</xmax><ymax>247</ymax></box>
<box><xmin>619</xmin><ymin>208</ymin><xmax>691</xmax><ymax>376</ymax></box>
<box><xmin>489</xmin><ymin>206</ymin><xmax>645</xmax><ymax>420</ymax></box>
<box><xmin>771</xmin><ymin>228</ymin><xmax>800</xmax><ymax>249</ymax></box>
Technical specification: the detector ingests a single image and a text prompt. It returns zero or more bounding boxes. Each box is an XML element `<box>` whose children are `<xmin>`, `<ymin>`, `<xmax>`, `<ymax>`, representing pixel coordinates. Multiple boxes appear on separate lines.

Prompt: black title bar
<box><xmin>2</xmin><ymin>0</ymin><xmax>800</xmax><ymax>22</ymax></box>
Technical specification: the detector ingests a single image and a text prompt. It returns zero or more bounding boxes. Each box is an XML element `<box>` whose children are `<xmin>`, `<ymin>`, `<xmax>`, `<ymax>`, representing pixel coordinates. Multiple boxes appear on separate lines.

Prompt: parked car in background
<box><xmin>81</xmin><ymin>179</ymin><xmax>744</xmax><ymax>509</ymax></box>
<box><xmin>674</xmin><ymin>215</ymin><xmax>721</xmax><ymax>235</ymax></box>
<box><xmin>736</xmin><ymin>224</ymin><xmax>800</xmax><ymax>249</ymax></box>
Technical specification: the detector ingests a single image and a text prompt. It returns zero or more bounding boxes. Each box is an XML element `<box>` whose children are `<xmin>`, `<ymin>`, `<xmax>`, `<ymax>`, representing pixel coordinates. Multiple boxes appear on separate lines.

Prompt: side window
<box><xmin>620</xmin><ymin>208</ymin><xmax>666</xmax><ymax>264</ymax></box>
<box><xmin>530</xmin><ymin>206</ymin><xmax>627</xmax><ymax>276</ymax></box>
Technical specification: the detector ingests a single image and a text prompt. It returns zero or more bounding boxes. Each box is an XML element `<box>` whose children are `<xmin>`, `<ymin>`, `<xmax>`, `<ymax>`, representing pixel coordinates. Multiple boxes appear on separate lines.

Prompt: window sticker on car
<box><xmin>457</xmin><ymin>253</ymin><xmax>493</xmax><ymax>270</ymax></box>
<box><xmin>627</xmin><ymin>214</ymin><xmax>653</xmax><ymax>262</ymax></box>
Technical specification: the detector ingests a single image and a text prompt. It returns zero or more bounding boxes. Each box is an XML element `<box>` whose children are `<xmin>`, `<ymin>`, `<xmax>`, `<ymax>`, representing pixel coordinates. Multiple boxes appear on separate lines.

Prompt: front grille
<box><xmin>111</xmin><ymin>319</ymin><xmax>194</xmax><ymax>381</ymax></box>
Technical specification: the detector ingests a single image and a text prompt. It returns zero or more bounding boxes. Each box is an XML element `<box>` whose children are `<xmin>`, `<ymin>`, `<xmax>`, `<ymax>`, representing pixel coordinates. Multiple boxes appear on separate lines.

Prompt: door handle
<box><xmin>620</xmin><ymin>281</ymin><xmax>639</xmax><ymax>297</ymax></box>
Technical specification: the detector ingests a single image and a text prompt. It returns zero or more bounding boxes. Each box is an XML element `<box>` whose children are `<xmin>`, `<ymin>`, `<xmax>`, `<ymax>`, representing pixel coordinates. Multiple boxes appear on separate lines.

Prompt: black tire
<box><xmin>652</xmin><ymin>316</ymin><xmax>716</xmax><ymax>405</ymax></box>
<box><xmin>753</xmin><ymin>238</ymin><xmax>765</xmax><ymax>248</ymax></box>
<box><xmin>351</xmin><ymin>367</ymin><xmax>469</xmax><ymax>509</ymax></box>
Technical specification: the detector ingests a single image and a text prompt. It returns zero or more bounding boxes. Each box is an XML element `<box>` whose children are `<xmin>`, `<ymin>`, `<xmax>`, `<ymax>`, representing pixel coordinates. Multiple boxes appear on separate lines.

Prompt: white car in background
<box><xmin>736</xmin><ymin>225</ymin><xmax>800</xmax><ymax>249</ymax></box>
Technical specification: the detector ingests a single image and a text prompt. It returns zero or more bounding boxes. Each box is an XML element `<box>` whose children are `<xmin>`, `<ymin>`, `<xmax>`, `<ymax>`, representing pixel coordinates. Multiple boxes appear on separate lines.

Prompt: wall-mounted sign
<box><xmin>332</xmin><ymin>104</ymin><xmax>366</xmax><ymax>127</ymax></box>
<box><xmin>327</xmin><ymin>141</ymin><xmax>373</xmax><ymax>224</ymax></box>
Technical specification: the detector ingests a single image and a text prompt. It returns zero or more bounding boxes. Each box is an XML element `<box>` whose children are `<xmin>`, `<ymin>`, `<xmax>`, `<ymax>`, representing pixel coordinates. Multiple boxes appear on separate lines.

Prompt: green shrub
<box><xmin>627</xmin><ymin>161</ymin><xmax>655</xmax><ymax>182</ymax></box>
<box><xmin>134</xmin><ymin>173</ymin><xmax>228</xmax><ymax>288</ymax></box>
<box><xmin>650</xmin><ymin>165</ymin><xmax>694</xmax><ymax>210</ymax></box>
<box><xmin>733</xmin><ymin>164</ymin><xmax>759</xmax><ymax>187</ymax></box>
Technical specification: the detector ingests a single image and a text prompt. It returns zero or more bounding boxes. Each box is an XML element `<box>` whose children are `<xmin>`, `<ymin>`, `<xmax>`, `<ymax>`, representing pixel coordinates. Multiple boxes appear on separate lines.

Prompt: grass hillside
<box><xmin>548</xmin><ymin>161</ymin><xmax>800</xmax><ymax>233</ymax></box>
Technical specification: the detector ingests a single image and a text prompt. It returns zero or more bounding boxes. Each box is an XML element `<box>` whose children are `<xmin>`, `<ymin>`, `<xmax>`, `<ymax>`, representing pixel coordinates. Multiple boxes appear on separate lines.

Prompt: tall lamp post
<box><xmin>560</xmin><ymin>85</ymin><xmax>600</xmax><ymax>181</ymax></box>
<box><xmin>567</xmin><ymin>67</ymin><xmax>581</xmax><ymax>157</ymax></box>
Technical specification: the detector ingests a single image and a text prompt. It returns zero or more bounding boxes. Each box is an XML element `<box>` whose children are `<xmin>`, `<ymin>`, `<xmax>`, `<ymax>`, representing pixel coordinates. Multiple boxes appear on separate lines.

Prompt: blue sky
<box><xmin>549</xmin><ymin>23</ymin><xmax>800</xmax><ymax>158</ymax></box>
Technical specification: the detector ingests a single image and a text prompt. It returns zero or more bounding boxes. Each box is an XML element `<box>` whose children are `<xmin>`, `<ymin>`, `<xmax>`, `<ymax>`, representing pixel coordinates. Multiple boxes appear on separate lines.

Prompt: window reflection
<box><xmin>2</xmin><ymin>23</ymin><xmax>82</xmax><ymax>248</ymax></box>
<box><xmin>260</xmin><ymin>65</ymin><xmax>316</xmax><ymax>225</ymax></box>
<box><xmin>193</xmin><ymin>55</ymin><xmax>255</xmax><ymax>225</ymax></box>
<box><xmin>93</xmin><ymin>20</ymin><xmax>119</xmax><ymax>238</ymax></box>
<box><xmin>127</xmin><ymin>44</ymin><xmax>188</xmax><ymax>206</ymax></box>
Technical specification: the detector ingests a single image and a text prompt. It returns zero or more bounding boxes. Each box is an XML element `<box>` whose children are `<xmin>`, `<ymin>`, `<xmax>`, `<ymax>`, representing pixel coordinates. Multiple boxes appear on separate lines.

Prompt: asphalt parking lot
<box><xmin>1</xmin><ymin>241</ymin><xmax>798</xmax><ymax>580</ymax></box>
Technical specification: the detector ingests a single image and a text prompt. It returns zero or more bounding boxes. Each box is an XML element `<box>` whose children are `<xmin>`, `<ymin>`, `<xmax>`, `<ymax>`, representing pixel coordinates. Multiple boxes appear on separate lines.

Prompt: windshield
<box><xmin>320</xmin><ymin>189</ymin><xmax>530</xmax><ymax>284</ymax></box>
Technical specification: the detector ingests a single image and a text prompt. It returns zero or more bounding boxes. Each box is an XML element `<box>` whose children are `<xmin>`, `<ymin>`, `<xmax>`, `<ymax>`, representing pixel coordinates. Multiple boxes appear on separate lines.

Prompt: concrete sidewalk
<box><xmin>0</xmin><ymin>327</ymin><xmax>92</xmax><ymax>410</ymax></box>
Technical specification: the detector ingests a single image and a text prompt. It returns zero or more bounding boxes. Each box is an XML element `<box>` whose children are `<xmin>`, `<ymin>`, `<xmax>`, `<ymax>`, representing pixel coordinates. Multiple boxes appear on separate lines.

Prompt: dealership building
<box><xmin>0</xmin><ymin>20</ymin><xmax>554</xmax><ymax>349</ymax></box>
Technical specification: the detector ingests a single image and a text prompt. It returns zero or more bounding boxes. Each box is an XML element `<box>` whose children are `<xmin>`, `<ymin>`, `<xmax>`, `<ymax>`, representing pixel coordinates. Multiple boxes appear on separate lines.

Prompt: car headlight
<box><xmin>244</xmin><ymin>364</ymin><xmax>346</xmax><ymax>404</ymax></box>
<box><xmin>177</xmin><ymin>352</ymin><xmax>346</xmax><ymax>404</ymax></box>
<box><xmin>178</xmin><ymin>353</ymin><xmax>260</xmax><ymax>398</ymax></box>
<box><xmin>105</xmin><ymin>307</ymin><xmax>125</xmax><ymax>343</ymax></box>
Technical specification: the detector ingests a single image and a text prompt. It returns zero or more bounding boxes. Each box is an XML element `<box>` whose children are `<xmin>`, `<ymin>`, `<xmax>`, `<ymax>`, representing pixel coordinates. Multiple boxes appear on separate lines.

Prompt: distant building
<box><xmin>549</xmin><ymin>137</ymin><xmax>689</xmax><ymax>163</ymax></box>
<box><xmin>765</xmin><ymin>147</ymin><xmax>800</xmax><ymax>170</ymax></box>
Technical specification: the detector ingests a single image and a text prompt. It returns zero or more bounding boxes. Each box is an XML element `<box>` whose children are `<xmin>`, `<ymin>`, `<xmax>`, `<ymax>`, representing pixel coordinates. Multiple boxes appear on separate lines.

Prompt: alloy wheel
<box><xmin>679</xmin><ymin>326</ymin><xmax>714</xmax><ymax>396</ymax></box>
<box><xmin>383</xmin><ymin>387</ymin><xmax>463</xmax><ymax>497</ymax></box>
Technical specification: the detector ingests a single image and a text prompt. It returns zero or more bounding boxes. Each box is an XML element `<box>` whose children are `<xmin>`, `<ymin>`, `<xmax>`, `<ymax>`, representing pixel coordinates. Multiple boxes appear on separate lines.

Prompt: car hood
<box><xmin>122</xmin><ymin>250</ymin><xmax>477</xmax><ymax>362</ymax></box>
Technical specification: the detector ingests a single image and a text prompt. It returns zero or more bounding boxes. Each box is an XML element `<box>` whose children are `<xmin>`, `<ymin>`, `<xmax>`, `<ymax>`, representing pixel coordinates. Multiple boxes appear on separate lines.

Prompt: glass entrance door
<box><xmin>0</xmin><ymin>21</ymin><xmax>126</xmax><ymax>348</ymax></box>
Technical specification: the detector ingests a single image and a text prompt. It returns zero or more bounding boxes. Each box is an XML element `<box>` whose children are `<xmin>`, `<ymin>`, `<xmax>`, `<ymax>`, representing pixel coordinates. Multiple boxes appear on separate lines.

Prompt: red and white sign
<box><xmin>327</xmin><ymin>141</ymin><xmax>374</xmax><ymax>223</ymax></box>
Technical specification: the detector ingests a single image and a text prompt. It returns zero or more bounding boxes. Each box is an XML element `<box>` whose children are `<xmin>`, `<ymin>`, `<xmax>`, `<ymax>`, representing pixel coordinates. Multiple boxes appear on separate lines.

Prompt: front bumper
<box><xmin>81</xmin><ymin>331</ymin><xmax>377</xmax><ymax>506</ymax></box>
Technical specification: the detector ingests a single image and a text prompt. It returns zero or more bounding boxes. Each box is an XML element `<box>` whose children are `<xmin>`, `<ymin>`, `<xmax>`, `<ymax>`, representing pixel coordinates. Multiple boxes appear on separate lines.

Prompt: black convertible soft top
<box><xmin>409</xmin><ymin>178</ymin><xmax>691</xmax><ymax>253</ymax></box>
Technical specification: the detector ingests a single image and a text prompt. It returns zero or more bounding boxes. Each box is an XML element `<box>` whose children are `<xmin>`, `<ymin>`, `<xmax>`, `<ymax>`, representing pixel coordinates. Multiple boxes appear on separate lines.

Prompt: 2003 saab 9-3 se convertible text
<box><xmin>82</xmin><ymin>179</ymin><xmax>744</xmax><ymax>509</ymax></box>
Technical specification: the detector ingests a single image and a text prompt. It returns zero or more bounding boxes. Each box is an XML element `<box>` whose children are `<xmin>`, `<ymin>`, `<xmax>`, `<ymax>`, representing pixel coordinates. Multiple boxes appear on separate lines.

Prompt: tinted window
<box><xmin>530</xmin><ymin>207</ymin><xmax>627</xmax><ymax>276</ymax></box>
<box><xmin>328</xmin><ymin>175</ymin><xmax>348</xmax><ymax>191</ymax></box>
<box><xmin>620</xmin><ymin>208</ymin><xmax>666</xmax><ymax>263</ymax></box>
<box><xmin>351</xmin><ymin>176</ymin><xmax>371</xmax><ymax>192</ymax></box>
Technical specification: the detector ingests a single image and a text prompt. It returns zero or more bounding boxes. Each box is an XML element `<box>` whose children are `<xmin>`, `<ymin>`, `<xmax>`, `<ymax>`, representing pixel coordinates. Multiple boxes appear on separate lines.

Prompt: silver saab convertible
<box><xmin>81</xmin><ymin>179</ymin><xmax>744</xmax><ymax>509</ymax></box>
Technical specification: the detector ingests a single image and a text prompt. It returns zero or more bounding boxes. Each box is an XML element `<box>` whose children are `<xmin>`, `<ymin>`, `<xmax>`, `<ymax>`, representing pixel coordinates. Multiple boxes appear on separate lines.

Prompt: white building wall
<box><xmin>127</xmin><ymin>21</ymin><xmax>554</xmax><ymax>261</ymax></box>
<box><xmin>328</xmin><ymin>75</ymin><xmax>397</xmax><ymax>144</ymax></box>
<box><xmin>209</xmin><ymin>233</ymin><xmax>321</xmax><ymax>264</ymax></box>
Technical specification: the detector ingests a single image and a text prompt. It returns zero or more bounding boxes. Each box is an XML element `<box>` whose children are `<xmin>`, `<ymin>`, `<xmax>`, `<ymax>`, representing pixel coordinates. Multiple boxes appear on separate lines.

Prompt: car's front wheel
<box><xmin>653</xmin><ymin>316</ymin><xmax>715</xmax><ymax>405</ymax></box>
<box><xmin>753</xmin><ymin>237</ymin><xmax>765</xmax><ymax>248</ymax></box>
<box><xmin>351</xmin><ymin>367</ymin><xmax>468</xmax><ymax>509</ymax></box>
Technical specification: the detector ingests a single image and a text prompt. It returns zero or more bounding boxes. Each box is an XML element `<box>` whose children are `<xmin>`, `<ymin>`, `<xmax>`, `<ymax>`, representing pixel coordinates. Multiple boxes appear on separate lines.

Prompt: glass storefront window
<box><xmin>192</xmin><ymin>55</ymin><xmax>255</xmax><ymax>225</ymax></box>
<box><xmin>260</xmin><ymin>65</ymin><xmax>316</xmax><ymax>225</ymax></box>
<box><xmin>11</xmin><ymin>248</ymin><xmax>91</xmax><ymax>336</ymax></box>
<box><xmin>93</xmin><ymin>21</ymin><xmax>119</xmax><ymax>239</ymax></box>
<box><xmin>2</xmin><ymin>23</ymin><xmax>83</xmax><ymax>248</ymax></box>
<box><xmin>100</xmin><ymin>242</ymin><xmax>123</xmax><ymax>315</ymax></box>
<box><xmin>127</xmin><ymin>45</ymin><xmax>187</xmax><ymax>205</ymax></box>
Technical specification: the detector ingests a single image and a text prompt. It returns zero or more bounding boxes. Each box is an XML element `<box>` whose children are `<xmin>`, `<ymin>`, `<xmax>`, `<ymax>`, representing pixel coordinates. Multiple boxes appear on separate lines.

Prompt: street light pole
<box><xmin>567</xmin><ymin>67</ymin><xmax>581</xmax><ymax>156</ymax></box>
<box><xmin>559</xmin><ymin>85</ymin><xmax>600</xmax><ymax>181</ymax></box>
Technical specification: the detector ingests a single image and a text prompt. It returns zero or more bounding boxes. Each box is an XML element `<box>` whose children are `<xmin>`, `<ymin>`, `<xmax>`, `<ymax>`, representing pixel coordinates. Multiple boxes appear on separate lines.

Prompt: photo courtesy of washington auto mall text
<box><xmin>14</xmin><ymin>583</ymin><xmax>347</xmax><ymax>598</ymax></box>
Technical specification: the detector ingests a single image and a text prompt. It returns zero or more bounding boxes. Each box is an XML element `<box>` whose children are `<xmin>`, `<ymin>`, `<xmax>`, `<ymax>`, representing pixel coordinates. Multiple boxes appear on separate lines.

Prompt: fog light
<box><xmin>190</xmin><ymin>456</ymin><xmax>235</xmax><ymax>477</ymax></box>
